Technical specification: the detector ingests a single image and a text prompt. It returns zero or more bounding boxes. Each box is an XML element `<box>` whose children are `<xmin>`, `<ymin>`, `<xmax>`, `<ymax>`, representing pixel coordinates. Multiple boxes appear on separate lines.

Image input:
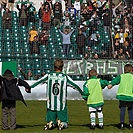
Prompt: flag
<box><xmin>0</xmin><ymin>61</ymin><xmax>17</xmax><ymax>76</ymax></box>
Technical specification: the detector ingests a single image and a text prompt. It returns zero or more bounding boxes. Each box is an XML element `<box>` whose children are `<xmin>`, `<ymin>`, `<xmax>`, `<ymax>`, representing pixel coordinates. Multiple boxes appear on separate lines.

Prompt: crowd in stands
<box><xmin>0</xmin><ymin>0</ymin><xmax>132</xmax><ymax>79</ymax></box>
<box><xmin>0</xmin><ymin>0</ymin><xmax>132</xmax><ymax>59</ymax></box>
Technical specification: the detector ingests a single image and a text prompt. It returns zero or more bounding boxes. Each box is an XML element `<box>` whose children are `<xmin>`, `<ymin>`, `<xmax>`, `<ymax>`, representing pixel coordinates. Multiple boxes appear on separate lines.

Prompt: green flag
<box><xmin>0</xmin><ymin>61</ymin><xmax>17</xmax><ymax>76</ymax></box>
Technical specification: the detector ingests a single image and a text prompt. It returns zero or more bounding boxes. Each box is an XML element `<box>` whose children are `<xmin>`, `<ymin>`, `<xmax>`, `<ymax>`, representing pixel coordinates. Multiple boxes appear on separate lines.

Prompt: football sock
<box><xmin>120</xmin><ymin>107</ymin><xmax>126</xmax><ymax>123</ymax></box>
<box><xmin>90</xmin><ymin>112</ymin><xmax>96</xmax><ymax>125</ymax></box>
<box><xmin>98</xmin><ymin>111</ymin><xmax>103</xmax><ymax>126</ymax></box>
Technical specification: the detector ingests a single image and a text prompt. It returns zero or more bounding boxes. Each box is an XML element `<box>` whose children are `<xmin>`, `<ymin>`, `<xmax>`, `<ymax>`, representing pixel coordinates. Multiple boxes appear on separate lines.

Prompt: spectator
<box><xmin>52</xmin><ymin>2</ymin><xmax>63</xmax><ymax>27</ymax></box>
<box><xmin>30</xmin><ymin>36</ymin><xmax>40</xmax><ymax>54</ymax></box>
<box><xmin>76</xmin><ymin>29</ymin><xmax>86</xmax><ymax>55</ymax></box>
<box><xmin>119</xmin><ymin>28</ymin><xmax>124</xmax><ymax>45</ymax></box>
<box><xmin>81</xmin><ymin>7</ymin><xmax>92</xmax><ymax>21</ymax></box>
<box><xmin>84</xmin><ymin>46</ymin><xmax>93</xmax><ymax>59</ymax></box>
<box><xmin>7</xmin><ymin>0</ymin><xmax>15</xmax><ymax>11</ymax></box>
<box><xmin>74</xmin><ymin>0</ymin><xmax>81</xmax><ymax>18</ymax></box>
<box><xmin>29</xmin><ymin>26</ymin><xmax>38</xmax><ymax>45</ymax></box>
<box><xmin>86</xmin><ymin>1</ymin><xmax>93</xmax><ymax>11</ymax></box>
<box><xmin>44</xmin><ymin>0</ymin><xmax>53</xmax><ymax>10</ymax></box>
<box><xmin>113</xmin><ymin>14</ymin><xmax>121</xmax><ymax>29</ymax></box>
<box><xmin>38</xmin><ymin>3</ymin><xmax>44</xmax><ymax>27</ymax></box>
<box><xmin>19</xmin><ymin>68</ymin><xmax>45</xmax><ymax>80</ymax></box>
<box><xmin>68</xmin><ymin>4</ymin><xmax>77</xmax><ymax>25</ymax></box>
<box><xmin>112</xmin><ymin>1</ymin><xmax>122</xmax><ymax>18</ymax></box>
<box><xmin>41</xmin><ymin>4</ymin><xmax>52</xmax><ymax>30</ymax></box>
<box><xmin>114</xmin><ymin>37</ymin><xmax>121</xmax><ymax>54</ymax></box>
<box><xmin>123</xmin><ymin>39</ymin><xmax>131</xmax><ymax>59</ymax></box>
<box><xmin>118</xmin><ymin>48</ymin><xmax>126</xmax><ymax>59</ymax></box>
<box><xmin>62</xmin><ymin>12</ymin><xmax>71</xmax><ymax>28</ymax></box>
<box><xmin>39</xmin><ymin>27</ymin><xmax>49</xmax><ymax>45</ymax></box>
<box><xmin>1</xmin><ymin>0</ymin><xmax>7</xmax><ymax>10</ymax></box>
<box><xmin>17</xmin><ymin>4</ymin><xmax>28</xmax><ymax>26</ymax></box>
<box><xmin>92</xmin><ymin>53</ymin><xmax>99</xmax><ymax>59</ymax></box>
<box><xmin>59</xmin><ymin>28</ymin><xmax>75</xmax><ymax>56</ymax></box>
<box><xmin>27</xmin><ymin>4</ymin><xmax>36</xmax><ymax>24</ymax></box>
<box><xmin>102</xmin><ymin>9</ymin><xmax>111</xmax><ymax>33</ymax></box>
<box><xmin>19</xmin><ymin>68</ymin><xmax>34</xmax><ymax>80</ymax></box>
<box><xmin>2</xmin><ymin>8</ymin><xmax>12</xmax><ymax>29</ymax></box>
<box><xmin>87</xmin><ymin>26</ymin><xmax>100</xmax><ymax>47</ymax></box>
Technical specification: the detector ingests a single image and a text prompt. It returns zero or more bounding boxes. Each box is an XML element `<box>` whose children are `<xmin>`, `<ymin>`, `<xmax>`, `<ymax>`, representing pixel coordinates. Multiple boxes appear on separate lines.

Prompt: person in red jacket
<box><xmin>41</xmin><ymin>4</ymin><xmax>52</xmax><ymax>30</ymax></box>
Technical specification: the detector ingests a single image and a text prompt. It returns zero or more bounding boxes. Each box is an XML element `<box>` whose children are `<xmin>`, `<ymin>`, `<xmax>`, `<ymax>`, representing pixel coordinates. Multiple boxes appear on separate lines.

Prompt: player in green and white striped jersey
<box><xmin>31</xmin><ymin>59</ymin><xmax>83</xmax><ymax>130</ymax></box>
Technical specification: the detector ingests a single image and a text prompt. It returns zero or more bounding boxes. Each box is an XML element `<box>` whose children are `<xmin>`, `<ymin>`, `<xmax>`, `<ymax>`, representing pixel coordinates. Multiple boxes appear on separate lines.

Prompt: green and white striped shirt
<box><xmin>31</xmin><ymin>72</ymin><xmax>82</xmax><ymax>111</ymax></box>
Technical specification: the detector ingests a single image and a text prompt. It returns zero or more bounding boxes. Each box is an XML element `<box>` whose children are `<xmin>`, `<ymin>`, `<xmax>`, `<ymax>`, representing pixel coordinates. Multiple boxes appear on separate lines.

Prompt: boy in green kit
<box><xmin>83</xmin><ymin>69</ymin><xmax>109</xmax><ymax>129</ymax></box>
<box><xmin>108</xmin><ymin>64</ymin><xmax>133</xmax><ymax>129</ymax></box>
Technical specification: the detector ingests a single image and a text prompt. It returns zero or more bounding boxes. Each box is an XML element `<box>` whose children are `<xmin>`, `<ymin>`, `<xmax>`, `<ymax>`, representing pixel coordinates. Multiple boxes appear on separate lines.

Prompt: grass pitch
<box><xmin>0</xmin><ymin>100</ymin><xmax>132</xmax><ymax>133</ymax></box>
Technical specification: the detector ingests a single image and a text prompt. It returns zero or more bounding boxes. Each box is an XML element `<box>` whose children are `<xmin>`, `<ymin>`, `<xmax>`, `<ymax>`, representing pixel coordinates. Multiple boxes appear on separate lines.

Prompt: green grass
<box><xmin>0</xmin><ymin>100</ymin><xmax>132</xmax><ymax>133</ymax></box>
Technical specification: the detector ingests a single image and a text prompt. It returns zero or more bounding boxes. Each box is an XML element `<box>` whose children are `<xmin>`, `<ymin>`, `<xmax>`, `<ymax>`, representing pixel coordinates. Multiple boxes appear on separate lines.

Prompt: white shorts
<box><xmin>89</xmin><ymin>107</ymin><xmax>102</xmax><ymax>112</ymax></box>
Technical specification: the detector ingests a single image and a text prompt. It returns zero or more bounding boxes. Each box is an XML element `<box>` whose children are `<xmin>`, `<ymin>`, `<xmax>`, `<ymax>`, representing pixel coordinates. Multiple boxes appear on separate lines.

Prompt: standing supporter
<box><xmin>108</xmin><ymin>64</ymin><xmax>133</xmax><ymax>130</ymax></box>
<box><xmin>44</xmin><ymin>0</ymin><xmax>53</xmax><ymax>10</ymax></box>
<box><xmin>41</xmin><ymin>4</ymin><xmax>52</xmax><ymax>30</ymax></box>
<box><xmin>59</xmin><ymin>28</ymin><xmax>75</xmax><ymax>56</ymax></box>
<box><xmin>82</xmin><ymin>69</ymin><xmax>109</xmax><ymax>129</ymax></box>
<box><xmin>19</xmin><ymin>68</ymin><xmax>34</xmax><ymax>80</ymax></box>
<box><xmin>27</xmin><ymin>4</ymin><xmax>36</xmax><ymax>24</ymax></box>
<box><xmin>118</xmin><ymin>48</ymin><xmax>126</xmax><ymax>59</ymax></box>
<box><xmin>102</xmin><ymin>9</ymin><xmax>111</xmax><ymax>34</ymax></box>
<box><xmin>7</xmin><ymin>0</ymin><xmax>15</xmax><ymax>11</ymax></box>
<box><xmin>112</xmin><ymin>1</ymin><xmax>122</xmax><ymax>18</ymax></box>
<box><xmin>74</xmin><ymin>0</ymin><xmax>81</xmax><ymax>18</ymax></box>
<box><xmin>39</xmin><ymin>27</ymin><xmax>49</xmax><ymax>45</ymax></box>
<box><xmin>31</xmin><ymin>59</ymin><xmax>83</xmax><ymax>130</ymax></box>
<box><xmin>123</xmin><ymin>39</ymin><xmax>131</xmax><ymax>59</ymax></box>
<box><xmin>87</xmin><ymin>26</ymin><xmax>100</xmax><ymax>47</ymax></box>
<box><xmin>0</xmin><ymin>69</ymin><xmax>31</xmax><ymax>130</ymax></box>
<box><xmin>52</xmin><ymin>2</ymin><xmax>63</xmax><ymax>27</ymax></box>
<box><xmin>68</xmin><ymin>4</ymin><xmax>77</xmax><ymax>22</ymax></box>
<box><xmin>2</xmin><ymin>8</ymin><xmax>12</xmax><ymax>29</ymax></box>
<box><xmin>76</xmin><ymin>29</ymin><xmax>86</xmax><ymax>55</ymax></box>
<box><xmin>17</xmin><ymin>4</ymin><xmax>28</xmax><ymax>26</ymax></box>
<box><xmin>62</xmin><ymin>12</ymin><xmax>71</xmax><ymax>28</ymax></box>
<box><xmin>84</xmin><ymin>46</ymin><xmax>93</xmax><ymax>59</ymax></box>
<box><xmin>81</xmin><ymin>7</ymin><xmax>92</xmax><ymax>21</ymax></box>
<box><xmin>29</xmin><ymin>26</ymin><xmax>38</xmax><ymax>44</ymax></box>
<box><xmin>38</xmin><ymin>3</ymin><xmax>44</xmax><ymax>27</ymax></box>
<box><xmin>1</xmin><ymin>0</ymin><xmax>7</xmax><ymax>10</ymax></box>
<box><xmin>30</xmin><ymin>36</ymin><xmax>40</xmax><ymax>54</ymax></box>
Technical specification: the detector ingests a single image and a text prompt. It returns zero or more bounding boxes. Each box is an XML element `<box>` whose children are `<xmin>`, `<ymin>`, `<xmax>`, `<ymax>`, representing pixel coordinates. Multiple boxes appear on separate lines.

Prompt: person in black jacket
<box><xmin>17</xmin><ymin>4</ymin><xmax>28</xmax><ymax>26</ymax></box>
<box><xmin>0</xmin><ymin>69</ymin><xmax>31</xmax><ymax>130</ymax></box>
<box><xmin>76</xmin><ymin>29</ymin><xmax>86</xmax><ymax>55</ymax></box>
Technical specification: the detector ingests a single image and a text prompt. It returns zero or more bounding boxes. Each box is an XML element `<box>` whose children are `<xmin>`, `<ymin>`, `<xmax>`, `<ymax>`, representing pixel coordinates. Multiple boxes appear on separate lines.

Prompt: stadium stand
<box><xmin>0</xmin><ymin>0</ymin><xmax>132</xmax><ymax>80</ymax></box>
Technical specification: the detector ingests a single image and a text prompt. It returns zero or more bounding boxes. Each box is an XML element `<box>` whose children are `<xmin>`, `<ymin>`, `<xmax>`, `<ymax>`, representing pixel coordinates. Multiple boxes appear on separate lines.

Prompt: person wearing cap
<box><xmin>0</xmin><ymin>69</ymin><xmax>31</xmax><ymax>130</ymax></box>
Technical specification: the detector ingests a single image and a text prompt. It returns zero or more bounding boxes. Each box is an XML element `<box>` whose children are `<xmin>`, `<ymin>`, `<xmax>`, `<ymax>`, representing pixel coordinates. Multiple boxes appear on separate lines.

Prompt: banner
<box><xmin>63</xmin><ymin>60</ymin><xmax>133</xmax><ymax>75</ymax></box>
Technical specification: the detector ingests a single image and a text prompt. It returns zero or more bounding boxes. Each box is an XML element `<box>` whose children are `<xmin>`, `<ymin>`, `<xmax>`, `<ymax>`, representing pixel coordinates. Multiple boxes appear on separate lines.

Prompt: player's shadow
<box><xmin>16</xmin><ymin>124</ymin><xmax>44</xmax><ymax>129</ymax></box>
<box><xmin>104</xmin><ymin>123</ymin><xmax>130</xmax><ymax>129</ymax></box>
